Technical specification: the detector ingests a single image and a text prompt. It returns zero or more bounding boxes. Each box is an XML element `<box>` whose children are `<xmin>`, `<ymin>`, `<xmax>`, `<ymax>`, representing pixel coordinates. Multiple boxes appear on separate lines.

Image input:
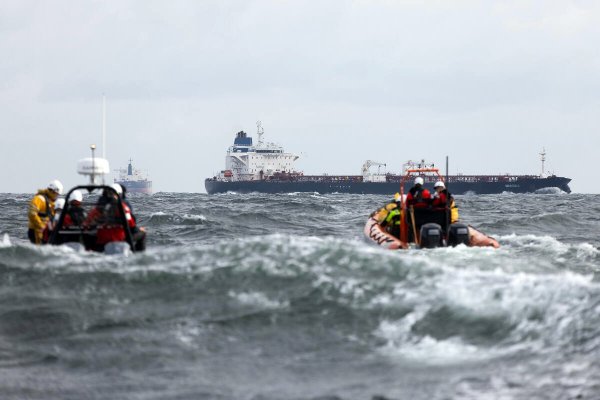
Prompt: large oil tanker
<box><xmin>205</xmin><ymin>122</ymin><xmax>571</xmax><ymax>195</ymax></box>
<box><xmin>114</xmin><ymin>159</ymin><xmax>152</xmax><ymax>194</ymax></box>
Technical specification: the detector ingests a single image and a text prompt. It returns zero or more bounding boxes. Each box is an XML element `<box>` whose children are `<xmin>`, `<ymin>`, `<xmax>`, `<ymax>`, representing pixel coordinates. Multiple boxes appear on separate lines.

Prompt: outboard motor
<box><xmin>448</xmin><ymin>223</ymin><xmax>470</xmax><ymax>247</ymax></box>
<box><xmin>419</xmin><ymin>223</ymin><xmax>444</xmax><ymax>248</ymax></box>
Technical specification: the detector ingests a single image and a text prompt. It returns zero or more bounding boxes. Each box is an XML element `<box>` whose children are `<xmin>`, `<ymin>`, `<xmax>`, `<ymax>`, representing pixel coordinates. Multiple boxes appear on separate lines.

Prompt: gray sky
<box><xmin>1</xmin><ymin>0</ymin><xmax>598</xmax><ymax>193</ymax></box>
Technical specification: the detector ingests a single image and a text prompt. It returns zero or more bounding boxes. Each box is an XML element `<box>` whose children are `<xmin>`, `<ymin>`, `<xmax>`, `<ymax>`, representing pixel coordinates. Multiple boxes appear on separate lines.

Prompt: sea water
<box><xmin>1</xmin><ymin>192</ymin><xmax>599</xmax><ymax>400</ymax></box>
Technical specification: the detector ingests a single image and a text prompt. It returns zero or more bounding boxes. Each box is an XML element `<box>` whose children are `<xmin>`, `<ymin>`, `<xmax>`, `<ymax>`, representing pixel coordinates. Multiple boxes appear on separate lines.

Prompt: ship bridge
<box><xmin>222</xmin><ymin>122</ymin><xmax>299</xmax><ymax>181</ymax></box>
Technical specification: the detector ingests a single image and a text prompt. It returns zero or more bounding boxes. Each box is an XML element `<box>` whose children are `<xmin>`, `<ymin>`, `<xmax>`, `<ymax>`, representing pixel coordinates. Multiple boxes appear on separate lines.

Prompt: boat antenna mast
<box><xmin>256</xmin><ymin>121</ymin><xmax>264</xmax><ymax>147</ymax></box>
<box><xmin>102</xmin><ymin>94</ymin><xmax>106</xmax><ymax>159</ymax></box>
<box><xmin>77</xmin><ymin>144</ymin><xmax>110</xmax><ymax>185</ymax></box>
<box><xmin>90</xmin><ymin>144</ymin><xmax>97</xmax><ymax>184</ymax></box>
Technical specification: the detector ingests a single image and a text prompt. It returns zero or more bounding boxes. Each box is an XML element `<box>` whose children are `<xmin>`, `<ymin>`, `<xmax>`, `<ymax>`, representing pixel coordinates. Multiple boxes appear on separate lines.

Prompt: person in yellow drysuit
<box><xmin>370</xmin><ymin>192</ymin><xmax>404</xmax><ymax>238</ymax></box>
<box><xmin>28</xmin><ymin>180</ymin><xmax>63</xmax><ymax>244</ymax></box>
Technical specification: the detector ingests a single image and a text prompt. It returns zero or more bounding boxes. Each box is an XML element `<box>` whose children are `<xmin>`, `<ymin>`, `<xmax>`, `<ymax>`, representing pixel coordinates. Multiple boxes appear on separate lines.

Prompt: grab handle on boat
<box><xmin>409</xmin><ymin>206</ymin><xmax>419</xmax><ymax>246</ymax></box>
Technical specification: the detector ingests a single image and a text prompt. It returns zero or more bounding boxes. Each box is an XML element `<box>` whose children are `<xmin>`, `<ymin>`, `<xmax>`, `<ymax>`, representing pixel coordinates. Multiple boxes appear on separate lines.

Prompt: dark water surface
<box><xmin>1</xmin><ymin>192</ymin><xmax>599</xmax><ymax>400</ymax></box>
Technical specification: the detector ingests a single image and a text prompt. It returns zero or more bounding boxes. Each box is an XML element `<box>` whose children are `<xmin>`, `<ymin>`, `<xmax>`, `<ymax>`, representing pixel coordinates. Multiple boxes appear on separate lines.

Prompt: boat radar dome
<box><xmin>77</xmin><ymin>157</ymin><xmax>110</xmax><ymax>184</ymax></box>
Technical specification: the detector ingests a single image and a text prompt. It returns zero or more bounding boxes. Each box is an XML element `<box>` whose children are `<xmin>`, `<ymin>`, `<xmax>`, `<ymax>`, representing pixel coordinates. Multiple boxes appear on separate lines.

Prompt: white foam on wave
<box><xmin>535</xmin><ymin>187</ymin><xmax>566</xmax><ymax>195</ymax></box>
<box><xmin>182</xmin><ymin>213</ymin><xmax>206</xmax><ymax>221</ymax></box>
<box><xmin>376</xmin><ymin>312</ymin><xmax>490</xmax><ymax>364</ymax></box>
<box><xmin>575</xmin><ymin>242</ymin><xmax>600</xmax><ymax>260</ymax></box>
<box><xmin>229</xmin><ymin>290</ymin><xmax>289</xmax><ymax>309</ymax></box>
<box><xmin>12</xmin><ymin>233</ymin><xmax>332</xmax><ymax>276</ymax></box>
<box><xmin>526</xmin><ymin>211</ymin><xmax>563</xmax><ymax>219</ymax></box>
<box><xmin>373</xmin><ymin>257</ymin><xmax>600</xmax><ymax>364</ymax></box>
<box><xmin>500</xmin><ymin>232</ymin><xmax>563</xmax><ymax>247</ymax></box>
<box><xmin>149</xmin><ymin>211</ymin><xmax>206</xmax><ymax>223</ymax></box>
<box><xmin>436</xmin><ymin>264</ymin><xmax>595</xmax><ymax>314</ymax></box>
<box><xmin>175</xmin><ymin>325</ymin><xmax>201</xmax><ymax>346</ymax></box>
<box><xmin>171</xmin><ymin>317</ymin><xmax>208</xmax><ymax>347</ymax></box>
<box><xmin>3</xmin><ymin>241</ymin><xmax>110</xmax><ymax>273</ymax></box>
<box><xmin>1</xmin><ymin>233</ymin><xmax>11</xmax><ymax>247</ymax></box>
<box><xmin>499</xmin><ymin>233</ymin><xmax>600</xmax><ymax>262</ymax></box>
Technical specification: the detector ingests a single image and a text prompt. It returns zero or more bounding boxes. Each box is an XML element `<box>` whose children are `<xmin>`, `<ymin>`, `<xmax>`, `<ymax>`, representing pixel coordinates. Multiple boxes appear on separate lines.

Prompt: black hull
<box><xmin>205</xmin><ymin>176</ymin><xmax>571</xmax><ymax>195</ymax></box>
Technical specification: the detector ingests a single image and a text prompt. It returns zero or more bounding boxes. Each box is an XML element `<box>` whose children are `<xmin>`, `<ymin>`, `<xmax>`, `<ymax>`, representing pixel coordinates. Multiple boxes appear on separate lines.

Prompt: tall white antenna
<box><xmin>102</xmin><ymin>94</ymin><xmax>106</xmax><ymax>159</ymax></box>
<box><xmin>91</xmin><ymin>144</ymin><xmax>96</xmax><ymax>184</ymax></box>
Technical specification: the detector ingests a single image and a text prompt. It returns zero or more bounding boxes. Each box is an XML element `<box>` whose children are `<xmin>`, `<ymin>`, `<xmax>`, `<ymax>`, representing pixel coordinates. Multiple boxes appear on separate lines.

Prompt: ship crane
<box><xmin>362</xmin><ymin>160</ymin><xmax>387</xmax><ymax>182</ymax></box>
<box><xmin>362</xmin><ymin>160</ymin><xmax>386</xmax><ymax>175</ymax></box>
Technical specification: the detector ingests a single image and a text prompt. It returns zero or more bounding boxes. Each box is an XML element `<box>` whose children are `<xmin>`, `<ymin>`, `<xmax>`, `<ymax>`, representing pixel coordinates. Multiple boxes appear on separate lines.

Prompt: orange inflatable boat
<box><xmin>363</xmin><ymin>162</ymin><xmax>500</xmax><ymax>250</ymax></box>
<box><xmin>364</xmin><ymin>216</ymin><xmax>499</xmax><ymax>249</ymax></box>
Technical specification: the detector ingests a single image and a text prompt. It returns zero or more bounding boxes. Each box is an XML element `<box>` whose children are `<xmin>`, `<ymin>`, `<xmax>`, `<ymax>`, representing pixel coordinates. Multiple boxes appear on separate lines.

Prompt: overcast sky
<box><xmin>1</xmin><ymin>0</ymin><xmax>598</xmax><ymax>193</ymax></box>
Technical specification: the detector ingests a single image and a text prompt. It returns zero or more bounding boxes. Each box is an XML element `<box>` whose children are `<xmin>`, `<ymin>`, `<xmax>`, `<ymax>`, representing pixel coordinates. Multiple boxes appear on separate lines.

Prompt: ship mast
<box><xmin>540</xmin><ymin>147</ymin><xmax>546</xmax><ymax>176</ymax></box>
<box><xmin>256</xmin><ymin>121</ymin><xmax>264</xmax><ymax>147</ymax></box>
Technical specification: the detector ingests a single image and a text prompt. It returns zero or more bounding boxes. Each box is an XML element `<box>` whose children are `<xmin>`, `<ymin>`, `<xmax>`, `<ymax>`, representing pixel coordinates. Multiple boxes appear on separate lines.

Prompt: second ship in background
<box><xmin>114</xmin><ymin>159</ymin><xmax>152</xmax><ymax>194</ymax></box>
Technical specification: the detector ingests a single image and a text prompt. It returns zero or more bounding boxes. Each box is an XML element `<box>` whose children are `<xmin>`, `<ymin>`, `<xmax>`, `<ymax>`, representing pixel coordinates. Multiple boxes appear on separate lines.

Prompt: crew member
<box><xmin>370</xmin><ymin>192</ymin><xmax>404</xmax><ymax>238</ymax></box>
<box><xmin>28</xmin><ymin>180</ymin><xmax>63</xmax><ymax>244</ymax></box>
<box><xmin>85</xmin><ymin>185</ymin><xmax>125</xmax><ymax>250</ymax></box>
<box><xmin>431</xmin><ymin>181</ymin><xmax>459</xmax><ymax>223</ymax></box>
<box><xmin>406</xmin><ymin>177</ymin><xmax>431</xmax><ymax>209</ymax></box>
<box><xmin>62</xmin><ymin>190</ymin><xmax>87</xmax><ymax>227</ymax></box>
<box><xmin>42</xmin><ymin>197</ymin><xmax>64</xmax><ymax>243</ymax></box>
<box><xmin>85</xmin><ymin>184</ymin><xmax>143</xmax><ymax>251</ymax></box>
<box><xmin>119</xmin><ymin>184</ymin><xmax>137</xmax><ymax>222</ymax></box>
<box><xmin>431</xmin><ymin>181</ymin><xmax>448</xmax><ymax>207</ymax></box>
<box><xmin>114</xmin><ymin>183</ymin><xmax>146</xmax><ymax>251</ymax></box>
<box><xmin>52</xmin><ymin>198</ymin><xmax>65</xmax><ymax>226</ymax></box>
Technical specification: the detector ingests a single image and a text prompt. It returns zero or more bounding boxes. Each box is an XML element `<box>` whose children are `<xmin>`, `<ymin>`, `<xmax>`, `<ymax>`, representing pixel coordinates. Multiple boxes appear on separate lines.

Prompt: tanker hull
<box><xmin>205</xmin><ymin>176</ymin><xmax>571</xmax><ymax>195</ymax></box>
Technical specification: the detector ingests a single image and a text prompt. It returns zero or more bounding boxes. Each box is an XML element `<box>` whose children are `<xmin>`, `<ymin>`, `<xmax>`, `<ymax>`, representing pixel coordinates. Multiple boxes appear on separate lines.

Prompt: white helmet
<box><xmin>111</xmin><ymin>183</ymin><xmax>123</xmax><ymax>195</ymax></box>
<box><xmin>70</xmin><ymin>190</ymin><xmax>83</xmax><ymax>203</ymax></box>
<box><xmin>54</xmin><ymin>198</ymin><xmax>65</xmax><ymax>210</ymax></box>
<box><xmin>434</xmin><ymin>181</ymin><xmax>445</xmax><ymax>189</ymax></box>
<box><xmin>48</xmin><ymin>179</ymin><xmax>63</xmax><ymax>194</ymax></box>
<box><xmin>414</xmin><ymin>177</ymin><xmax>424</xmax><ymax>186</ymax></box>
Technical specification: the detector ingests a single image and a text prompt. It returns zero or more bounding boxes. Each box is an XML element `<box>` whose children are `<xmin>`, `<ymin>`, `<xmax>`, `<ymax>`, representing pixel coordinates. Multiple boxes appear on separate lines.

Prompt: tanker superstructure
<box><xmin>222</xmin><ymin>122</ymin><xmax>299</xmax><ymax>182</ymax></box>
<box><xmin>115</xmin><ymin>159</ymin><xmax>152</xmax><ymax>194</ymax></box>
<box><xmin>205</xmin><ymin>123</ymin><xmax>571</xmax><ymax>195</ymax></box>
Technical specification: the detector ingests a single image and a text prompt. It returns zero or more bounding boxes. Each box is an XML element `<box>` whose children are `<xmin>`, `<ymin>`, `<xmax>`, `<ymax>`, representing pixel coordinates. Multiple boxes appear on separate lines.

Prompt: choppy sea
<box><xmin>1</xmin><ymin>191</ymin><xmax>599</xmax><ymax>400</ymax></box>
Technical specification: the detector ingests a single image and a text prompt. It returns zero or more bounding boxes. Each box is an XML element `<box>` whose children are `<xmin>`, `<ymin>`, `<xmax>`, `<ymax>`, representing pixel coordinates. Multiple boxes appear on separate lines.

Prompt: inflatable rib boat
<box><xmin>364</xmin><ymin>216</ymin><xmax>499</xmax><ymax>249</ymax></box>
<box><xmin>364</xmin><ymin>164</ymin><xmax>500</xmax><ymax>250</ymax></box>
<box><xmin>47</xmin><ymin>155</ymin><xmax>145</xmax><ymax>254</ymax></box>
